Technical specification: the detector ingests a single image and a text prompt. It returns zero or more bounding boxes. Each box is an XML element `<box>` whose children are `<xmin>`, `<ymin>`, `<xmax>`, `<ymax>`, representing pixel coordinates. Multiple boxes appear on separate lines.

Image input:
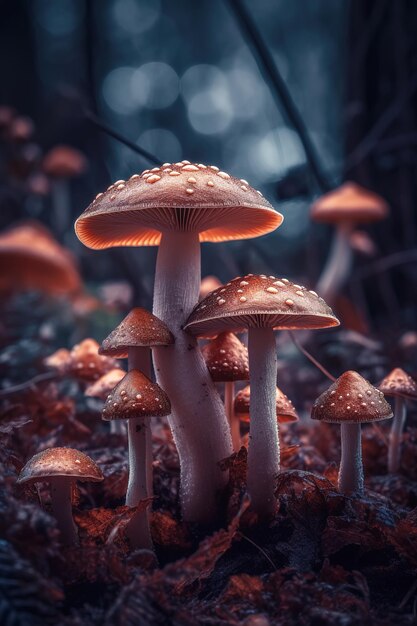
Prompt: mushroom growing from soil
<box><xmin>17</xmin><ymin>447</ymin><xmax>103</xmax><ymax>545</ymax></box>
<box><xmin>0</xmin><ymin>221</ymin><xmax>81</xmax><ymax>295</ymax></box>
<box><xmin>311</xmin><ymin>182</ymin><xmax>388</xmax><ymax>304</ymax></box>
<box><xmin>102</xmin><ymin>369</ymin><xmax>170</xmax><ymax>548</ymax></box>
<box><xmin>311</xmin><ymin>371</ymin><xmax>393</xmax><ymax>494</ymax></box>
<box><xmin>377</xmin><ymin>368</ymin><xmax>417</xmax><ymax>474</ymax></box>
<box><xmin>99</xmin><ymin>307</ymin><xmax>173</xmax><ymax>466</ymax></box>
<box><xmin>185</xmin><ymin>274</ymin><xmax>339</xmax><ymax>517</ymax></box>
<box><xmin>202</xmin><ymin>332</ymin><xmax>249</xmax><ymax>451</ymax></box>
<box><xmin>75</xmin><ymin>162</ymin><xmax>283</xmax><ymax>523</ymax></box>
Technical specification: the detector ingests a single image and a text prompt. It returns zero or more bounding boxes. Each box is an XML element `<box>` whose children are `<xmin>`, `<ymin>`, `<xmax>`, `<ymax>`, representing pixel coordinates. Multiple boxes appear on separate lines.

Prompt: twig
<box><xmin>353</xmin><ymin>249</ymin><xmax>417</xmax><ymax>280</ymax></box>
<box><xmin>0</xmin><ymin>372</ymin><xmax>57</xmax><ymax>398</ymax></box>
<box><xmin>238</xmin><ymin>532</ymin><xmax>277</xmax><ymax>571</ymax></box>
<box><xmin>84</xmin><ymin>109</ymin><xmax>161</xmax><ymax>166</ymax></box>
<box><xmin>225</xmin><ymin>0</ymin><xmax>331</xmax><ymax>192</ymax></box>
<box><xmin>288</xmin><ymin>331</ymin><xmax>336</xmax><ymax>382</ymax></box>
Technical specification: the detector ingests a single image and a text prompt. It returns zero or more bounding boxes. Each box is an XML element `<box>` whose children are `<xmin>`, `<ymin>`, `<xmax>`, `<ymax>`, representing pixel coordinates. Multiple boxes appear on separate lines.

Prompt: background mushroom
<box><xmin>185</xmin><ymin>274</ymin><xmax>338</xmax><ymax>517</ymax></box>
<box><xmin>202</xmin><ymin>332</ymin><xmax>249</xmax><ymax>451</ymax></box>
<box><xmin>311</xmin><ymin>182</ymin><xmax>389</xmax><ymax>304</ymax></box>
<box><xmin>75</xmin><ymin>162</ymin><xmax>283</xmax><ymax>523</ymax></box>
<box><xmin>311</xmin><ymin>371</ymin><xmax>393</xmax><ymax>494</ymax></box>
<box><xmin>85</xmin><ymin>368</ymin><xmax>126</xmax><ymax>435</ymax></box>
<box><xmin>102</xmin><ymin>369</ymin><xmax>170</xmax><ymax>549</ymax></box>
<box><xmin>17</xmin><ymin>447</ymin><xmax>103</xmax><ymax>545</ymax></box>
<box><xmin>377</xmin><ymin>367</ymin><xmax>417</xmax><ymax>473</ymax></box>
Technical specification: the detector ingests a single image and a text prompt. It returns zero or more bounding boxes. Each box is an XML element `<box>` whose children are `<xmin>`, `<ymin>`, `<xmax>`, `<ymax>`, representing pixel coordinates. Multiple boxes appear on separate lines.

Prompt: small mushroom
<box><xmin>202</xmin><ymin>332</ymin><xmax>249</xmax><ymax>451</ymax></box>
<box><xmin>85</xmin><ymin>368</ymin><xmax>126</xmax><ymax>399</ymax></box>
<box><xmin>311</xmin><ymin>182</ymin><xmax>388</xmax><ymax>304</ymax></box>
<box><xmin>199</xmin><ymin>275</ymin><xmax>222</xmax><ymax>301</ymax></box>
<box><xmin>377</xmin><ymin>368</ymin><xmax>417</xmax><ymax>473</ymax></box>
<box><xmin>234</xmin><ymin>384</ymin><xmax>299</xmax><ymax>425</ymax></box>
<box><xmin>66</xmin><ymin>339</ymin><xmax>119</xmax><ymax>382</ymax></box>
<box><xmin>311</xmin><ymin>371</ymin><xmax>393</xmax><ymax>494</ymax></box>
<box><xmin>102</xmin><ymin>370</ymin><xmax>170</xmax><ymax>549</ymax></box>
<box><xmin>186</xmin><ymin>274</ymin><xmax>338</xmax><ymax>517</ymax></box>
<box><xmin>17</xmin><ymin>448</ymin><xmax>103</xmax><ymax>545</ymax></box>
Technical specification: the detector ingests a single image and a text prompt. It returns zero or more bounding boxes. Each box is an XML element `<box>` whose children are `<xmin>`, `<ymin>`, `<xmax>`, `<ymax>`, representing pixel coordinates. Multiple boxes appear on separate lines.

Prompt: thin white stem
<box><xmin>50</xmin><ymin>477</ymin><xmax>78</xmax><ymax>545</ymax></box>
<box><xmin>388</xmin><ymin>396</ymin><xmax>407</xmax><ymax>473</ymax></box>
<box><xmin>152</xmin><ymin>231</ymin><xmax>232</xmax><ymax>523</ymax></box>
<box><xmin>316</xmin><ymin>224</ymin><xmax>353</xmax><ymax>304</ymax></box>
<box><xmin>126</xmin><ymin>417</ymin><xmax>148</xmax><ymax>506</ymax></box>
<box><xmin>247</xmin><ymin>327</ymin><xmax>279</xmax><ymax>518</ymax></box>
<box><xmin>339</xmin><ymin>422</ymin><xmax>363</xmax><ymax>494</ymax></box>
<box><xmin>225</xmin><ymin>381</ymin><xmax>240</xmax><ymax>451</ymax></box>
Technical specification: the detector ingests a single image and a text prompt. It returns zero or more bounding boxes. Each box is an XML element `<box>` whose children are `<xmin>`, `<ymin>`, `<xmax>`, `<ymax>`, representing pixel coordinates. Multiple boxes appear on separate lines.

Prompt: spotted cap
<box><xmin>75</xmin><ymin>161</ymin><xmax>283</xmax><ymax>249</ymax></box>
<box><xmin>0</xmin><ymin>221</ymin><xmax>81</xmax><ymax>295</ymax></box>
<box><xmin>311</xmin><ymin>182</ymin><xmax>389</xmax><ymax>225</ymax></box>
<box><xmin>185</xmin><ymin>274</ymin><xmax>339</xmax><ymax>336</ymax></box>
<box><xmin>17</xmin><ymin>448</ymin><xmax>104</xmax><ymax>485</ymax></box>
<box><xmin>311</xmin><ymin>371</ymin><xmax>393</xmax><ymax>424</ymax></box>
<box><xmin>66</xmin><ymin>339</ymin><xmax>119</xmax><ymax>382</ymax></box>
<box><xmin>99</xmin><ymin>307</ymin><xmax>174</xmax><ymax>358</ymax></box>
<box><xmin>102</xmin><ymin>369</ymin><xmax>171</xmax><ymax>421</ymax></box>
<box><xmin>85</xmin><ymin>368</ymin><xmax>126</xmax><ymax>400</ymax></box>
<box><xmin>377</xmin><ymin>367</ymin><xmax>417</xmax><ymax>401</ymax></box>
<box><xmin>44</xmin><ymin>348</ymin><xmax>71</xmax><ymax>374</ymax></box>
<box><xmin>202</xmin><ymin>332</ymin><xmax>249</xmax><ymax>382</ymax></box>
<box><xmin>234</xmin><ymin>384</ymin><xmax>299</xmax><ymax>424</ymax></box>
<box><xmin>43</xmin><ymin>146</ymin><xmax>87</xmax><ymax>179</ymax></box>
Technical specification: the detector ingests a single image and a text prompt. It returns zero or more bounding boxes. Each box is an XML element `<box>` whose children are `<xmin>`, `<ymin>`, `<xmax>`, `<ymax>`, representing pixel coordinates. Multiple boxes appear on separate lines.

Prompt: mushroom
<box><xmin>102</xmin><ymin>369</ymin><xmax>170</xmax><ymax>548</ymax></box>
<box><xmin>99</xmin><ymin>306</ymin><xmax>173</xmax><ymax>454</ymax></box>
<box><xmin>42</xmin><ymin>146</ymin><xmax>87</xmax><ymax>238</ymax></box>
<box><xmin>185</xmin><ymin>274</ymin><xmax>339</xmax><ymax>517</ymax></box>
<box><xmin>66</xmin><ymin>339</ymin><xmax>119</xmax><ymax>382</ymax></box>
<box><xmin>0</xmin><ymin>221</ymin><xmax>81</xmax><ymax>295</ymax></box>
<box><xmin>311</xmin><ymin>182</ymin><xmax>388</xmax><ymax>304</ymax></box>
<box><xmin>85</xmin><ymin>368</ymin><xmax>126</xmax><ymax>435</ymax></box>
<box><xmin>200</xmin><ymin>275</ymin><xmax>222</xmax><ymax>300</ymax></box>
<box><xmin>311</xmin><ymin>371</ymin><xmax>393</xmax><ymax>494</ymax></box>
<box><xmin>17</xmin><ymin>447</ymin><xmax>103</xmax><ymax>545</ymax></box>
<box><xmin>202</xmin><ymin>332</ymin><xmax>249</xmax><ymax>451</ymax></box>
<box><xmin>377</xmin><ymin>368</ymin><xmax>417</xmax><ymax>473</ymax></box>
<box><xmin>75</xmin><ymin>162</ymin><xmax>283</xmax><ymax>523</ymax></box>
<box><xmin>234</xmin><ymin>384</ymin><xmax>299</xmax><ymax>426</ymax></box>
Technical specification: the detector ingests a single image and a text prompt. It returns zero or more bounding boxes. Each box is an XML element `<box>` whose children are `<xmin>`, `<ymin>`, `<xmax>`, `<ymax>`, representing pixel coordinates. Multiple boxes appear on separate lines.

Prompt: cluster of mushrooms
<box><xmin>16</xmin><ymin>161</ymin><xmax>416</xmax><ymax>550</ymax></box>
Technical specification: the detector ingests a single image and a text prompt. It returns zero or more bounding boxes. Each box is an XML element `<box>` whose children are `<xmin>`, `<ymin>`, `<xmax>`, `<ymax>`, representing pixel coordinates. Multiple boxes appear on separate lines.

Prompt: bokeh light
<box><xmin>137</xmin><ymin>128</ymin><xmax>182</xmax><ymax>163</ymax></box>
<box><xmin>112</xmin><ymin>0</ymin><xmax>161</xmax><ymax>35</ymax></box>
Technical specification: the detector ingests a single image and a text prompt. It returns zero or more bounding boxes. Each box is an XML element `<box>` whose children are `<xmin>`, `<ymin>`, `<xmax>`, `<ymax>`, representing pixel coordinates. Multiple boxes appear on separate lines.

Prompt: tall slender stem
<box><xmin>152</xmin><ymin>231</ymin><xmax>232</xmax><ymax>523</ymax></box>
<box><xmin>247</xmin><ymin>327</ymin><xmax>278</xmax><ymax>518</ymax></box>
<box><xmin>129</xmin><ymin>346</ymin><xmax>153</xmax><ymax>496</ymax></box>
<box><xmin>388</xmin><ymin>396</ymin><xmax>406</xmax><ymax>473</ymax></box>
<box><xmin>339</xmin><ymin>422</ymin><xmax>363</xmax><ymax>494</ymax></box>
<box><xmin>225</xmin><ymin>381</ymin><xmax>241</xmax><ymax>451</ymax></box>
<box><xmin>317</xmin><ymin>225</ymin><xmax>353</xmax><ymax>304</ymax></box>
<box><xmin>50</xmin><ymin>477</ymin><xmax>78</xmax><ymax>545</ymax></box>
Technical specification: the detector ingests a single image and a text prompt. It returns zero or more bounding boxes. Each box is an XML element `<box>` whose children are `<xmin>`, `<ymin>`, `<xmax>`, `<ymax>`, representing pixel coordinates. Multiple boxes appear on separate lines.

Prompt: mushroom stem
<box><xmin>126</xmin><ymin>416</ymin><xmax>148</xmax><ymax>506</ymax></box>
<box><xmin>225</xmin><ymin>381</ymin><xmax>240</xmax><ymax>451</ymax></box>
<box><xmin>152</xmin><ymin>231</ymin><xmax>232</xmax><ymax>523</ymax></box>
<box><xmin>339</xmin><ymin>422</ymin><xmax>363</xmax><ymax>494</ymax></box>
<box><xmin>125</xmin><ymin>500</ymin><xmax>153</xmax><ymax>550</ymax></box>
<box><xmin>317</xmin><ymin>224</ymin><xmax>353</xmax><ymax>304</ymax></box>
<box><xmin>388</xmin><ymin>396</ymin><xmax>407</xmax><ymax>473</ymax></box>
<box><xmin>247</xmin><ymin>326</ymin><xmax>278</xmax><ymax>517</ymax></box>
<box><xmin>129</xmin><ymin>347</ymin><xmax>153</xmax><ymax>496</ymax></box>
<box><xmin>50</xmin><ymin>477</ymin><xmax>78</xmax><ymax>545</ymax></box>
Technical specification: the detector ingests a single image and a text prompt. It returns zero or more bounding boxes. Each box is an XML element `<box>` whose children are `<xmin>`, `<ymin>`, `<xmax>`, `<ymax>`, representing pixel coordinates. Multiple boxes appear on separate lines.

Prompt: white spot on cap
<box><xmin>218</xmin><ymin>299</ymin><xmax>226</xmax><ymax>305</ymax></box>
<box><xmin>285</xmin><ymin>299</ymin><xmax>294</xmax><ymax>307</ymax></box>
<box><xmin>162</xmin><ymin>162</ymin><xmax>171</xmax><ymax>167</ymax></box>
<box><xmin>266</xmin><ymin>287</ymin><xmax>278</xmax><ymax>294</ymax></box>
<box><xmin>116</xmin><ymin>183</ymin><xmax>125</xmax><ymax>190</ymax></box>
<box><xmin>130</xmin><ymin>174</ymin><xmax>140</xmax><ymax>180</ymax></box>
<box><xmin>241</xmin><ymin>185</ymin><xmax>248</xmax><ymax>191</ymax></box>
<box><xmin>198</xmin><ymin>164</ymin><xmax>207</xmax><ymax>169</ymax></box>
<box><xmin>240</xmin><ymin>179</ymin><xmax>249</xmax><ymax>185</ymax></box>
<box><xmin>182</xmin><ymin>164</ymin><xmax>199</xmax><ymax>171</ymax></box>
<box><xmin>186</xmin><ymin>188</ymin><xmax>194</xmax><ymax>194</ymax></box>
<box><xmin>169</xmin><ymin>171</ymin><xmax>180</xmax><ymax>176</ymax></box>
<box><xmin>187</xmin><ymin>177</ymin><xmax>197</xmax><ymax>184</ymax></box>
<box><xmin>240</xmin><ymin>280</ymin><xmax>249</xmax><ymax>286</ymax></box>
<box><xmin>114</xmin><ymin>179</ymin><xmax>125</xmax><ymax>185</ymax></box>
<box><xmin>147</xmin><ymin>174</ymin><xmax>161</xmax><ymax>183</ymax></box>
<box><xmin>207</xmin><ymin>180</ymin><xmax>214</xmax><ymax>187</ymax></box>
<box><xmin>95</xmin><ymin>192</ymin><xmax>103</xmax><ymax>200</ymax></box>
<box><xmin>296</xmin><ymin>291</ymin><xmax>304</xmax><ymax>297</ymax></box>
<box><xmin>209</xmin><ymin>165</ymin><xmax>219</xmax><ymax>171</ymax></box>
<box><xmin>217</xmin><ymin>171</ymin><xmax>230</xmax><ymax>179</ymax></box>
<box><xmin>240</xmin><ymin>296</ymin><xmax>247</xmax><ymax>302</ymax></box>
<box><xmin>273</xmin><ymin>281</ymin><xmax>285</xmax><ymax>287</ymax></box>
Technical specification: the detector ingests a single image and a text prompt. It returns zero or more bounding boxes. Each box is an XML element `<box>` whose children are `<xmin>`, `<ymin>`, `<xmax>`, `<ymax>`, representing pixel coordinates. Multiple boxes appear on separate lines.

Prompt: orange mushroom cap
<box><xmin>17</xmin><ymin>448</ymin><xmax>103</xmax><ymax>485</ymax></box>
<box><xmin>44</xmin><ymin>348</ymin><xmax>71</xmax><ymax>374</ymax></box>
<box><xmin>311</xmin><ymin>182</ymin><xmax>389</xmax><ymax>225</ymax></box>
<box><xmin>102</xmin><ymin>369</ymin><xmax>171</xmax><ymax>421</ymax></box>
<box><xmin>0</xmin><ymin>221</ymin><xmax>81</xmax><ymax>295</ymax></box>
<box><xmin>99</xmin><ymin>307</ymin><xmax>174</xmax><ymax>358</ymax></box>
<box><xmin>185</xmin><ymin>274</ymin><xmax>339</xmax><ymax>337</ymax></box>
<box><xmin>42</xmin><ymin>145</ymin><xmax>87</xmax><ymax>178</ymax></box>
<box><xmin>200</xmin><ymin>275</ymin><xmax>223</xmax><ymax>300</ymax></box>
<box><xmin>235</xmin><ymin>384</ymin><xmax>299</xmax><ymax>424</ymax></box>
<box><xmin>66</xmin><ymin>339</ymin><xmax>119</xmax><ymax>382</ymax></box>
<box><xmin>85</xmin><ymin>368</ymin><xmax>126</xmax><ymax>400</ymax></box>
<box><xmin>377</xmin><ymin>367</ymin><xmax>417</xmax><ymax>401</ymax></box>
<box><xmin>202</xmin><ymin>332</ymin><xmax>249</xmax><ymax>382</ymax></box>
<box><xmin>311</xmin><ymin>371</ymin><xmax>393</xmax><ymax>424</ymax></box>
<box><xmin>75</xmin><ymin>161</ymin><xmax>283</xmax><ymax>249</ymax></box>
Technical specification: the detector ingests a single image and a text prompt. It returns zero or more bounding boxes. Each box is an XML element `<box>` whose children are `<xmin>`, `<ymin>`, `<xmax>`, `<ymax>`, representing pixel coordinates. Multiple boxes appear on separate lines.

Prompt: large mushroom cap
<box><xmin>99</xmin><ymin>307</ymin><xmax>174</xmax><ymax>358</ymax></box>
<box><xmin>235</xmin><ymin>384</ymin><xmax>299</xmax><ymax>424</ymax></box>
<box><xmin>311</xmin><ymin>182</ymin><xmax>389</xmax><ymax>225</ymax></box>
<box><xmin>0</xmin><ymin>222</ymin><xmax>81</xmax><ymax>295</ymax></box>
<box><xmin>202</xmin><ymin>332</ymin><xmax>249</xmax><ymax>382</ymax></box>
<box><xmin>185</xmin><ymin>274</ymin><xmax>339</xmax><ymax>337</ymax></box>
<box><xmin>102</xmin><ymin>369</ymin><xmax>171</xmax><ymax>421</ymax></box>
<box><xmin>43</xmin><ymin>145</ymin><xmax>87</xmax><ymax>178</ymax></box>
<box><xmin>311</xmin><ymin>371</ymin><xmax>393</xmax><ymax>424</ymax></box>
<box><xmin>75</xmin><ymin>161</ymin><xmax>283</xmax><ymax>249</ymax></box>
<box><xmin>85</xmin><ymin>368</ymin><xmax>126</xmax><ymax>400</ymax></box>
<box><xmin>17</xmin><ymin>448</ymin><xmax>104</xmax><ymax>485</ymax></box>
<box><xmin>377</xmin><ymin>367</ymin><xmax>417</xmax><ymax>401</ymax></box>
